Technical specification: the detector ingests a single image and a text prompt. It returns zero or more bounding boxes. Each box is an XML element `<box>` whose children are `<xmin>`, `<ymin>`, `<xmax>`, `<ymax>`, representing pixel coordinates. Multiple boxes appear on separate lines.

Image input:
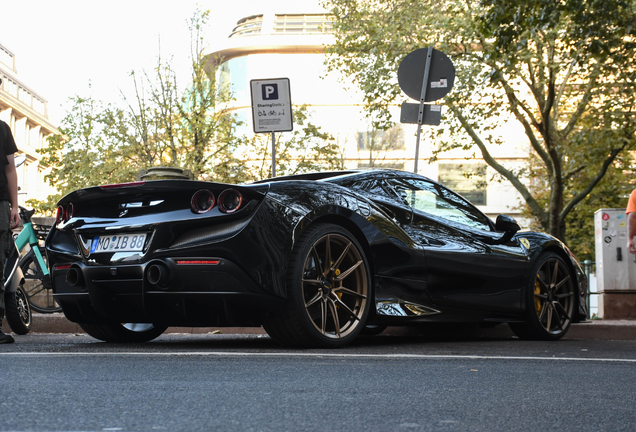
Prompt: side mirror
<box><xmin>495</xmin><ymin>214</ymin><xmax>520</xmax><ymax>233</ymax></box>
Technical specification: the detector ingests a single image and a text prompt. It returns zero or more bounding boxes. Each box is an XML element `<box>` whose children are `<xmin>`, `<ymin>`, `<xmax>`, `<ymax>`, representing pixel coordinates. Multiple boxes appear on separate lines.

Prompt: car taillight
<box><xmin>56</xmin><ymin>205</ymin><xmax>66</xmax><ymax>224</ymax></box>
<box><xmin>191</xmin><ymin>190</ymin><xmax>215</xmax><ymax>214</ymax></box>
<box><xmin>56</xmin><ymin>203</ymin><xmax>74</xmax><ymax>224</ymax></box>
<box><xmin>218</xmin><ymin>189</ymin><xmax>243</xmax><ymax>214</ymax></box>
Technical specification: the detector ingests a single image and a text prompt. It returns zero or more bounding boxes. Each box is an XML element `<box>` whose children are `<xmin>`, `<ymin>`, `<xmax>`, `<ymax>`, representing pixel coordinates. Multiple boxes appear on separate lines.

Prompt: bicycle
<box><xmin>17</xmin><ymin>207</ymin><xmax>57</xmax><ymax>313</ymax></box>
<box><xmin>4</xmin><ymin>206</ymin><xmax>56</xmax><ymax>335</ymax></box>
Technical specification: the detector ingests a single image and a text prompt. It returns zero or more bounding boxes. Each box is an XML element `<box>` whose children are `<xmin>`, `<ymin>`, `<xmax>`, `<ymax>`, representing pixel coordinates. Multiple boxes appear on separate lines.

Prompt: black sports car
<box><xmin>45</xmin><ymin>169</ymin><xmax>587</xmax><ymax>347</ymax></box>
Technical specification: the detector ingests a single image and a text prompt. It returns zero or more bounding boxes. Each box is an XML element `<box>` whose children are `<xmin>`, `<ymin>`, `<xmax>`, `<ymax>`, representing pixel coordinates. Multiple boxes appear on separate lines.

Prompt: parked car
<box><xmin>45</xmin><ymin>169</ymin><xmax>587</xmax><ymax>347</ymax></box>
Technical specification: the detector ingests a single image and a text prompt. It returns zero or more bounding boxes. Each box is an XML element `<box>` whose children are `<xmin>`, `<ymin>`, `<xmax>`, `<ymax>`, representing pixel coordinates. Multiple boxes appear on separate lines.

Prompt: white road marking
<box><xmin>1</xmin><ymin>351</ymin><xmax>636</xmax><ymax>363</ymax></box>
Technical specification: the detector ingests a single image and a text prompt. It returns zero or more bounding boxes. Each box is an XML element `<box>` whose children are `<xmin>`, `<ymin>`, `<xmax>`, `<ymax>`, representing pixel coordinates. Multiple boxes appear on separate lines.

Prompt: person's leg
<box><xmin>0</xmin><ymin>200</ymin><xmax>15</xmax><ymax>343</ymax></box>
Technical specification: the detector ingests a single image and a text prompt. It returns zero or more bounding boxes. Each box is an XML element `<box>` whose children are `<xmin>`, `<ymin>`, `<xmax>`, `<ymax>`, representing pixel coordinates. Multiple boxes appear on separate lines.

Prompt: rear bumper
<box><xmin>52</xmin><ymin>258</ymin><xmax>284</xmax><ymax>327</ymax></box>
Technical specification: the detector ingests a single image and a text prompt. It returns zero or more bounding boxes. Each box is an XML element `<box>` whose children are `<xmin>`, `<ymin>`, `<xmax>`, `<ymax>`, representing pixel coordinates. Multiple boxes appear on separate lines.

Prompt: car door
<box><xmin>388</xmin><ymin>176</ymin><xmax>528</xmax><ymax>313</ymax></box>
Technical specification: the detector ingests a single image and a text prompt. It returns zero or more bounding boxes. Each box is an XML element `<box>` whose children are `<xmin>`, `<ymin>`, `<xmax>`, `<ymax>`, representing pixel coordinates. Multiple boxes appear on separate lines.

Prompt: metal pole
<box><xmin>271</xmin><ymin>131</ymin><xmax>276</xmax><ymax>178</ymax></box>
<box><xmin>414</xmin><ymin>125</ymin><xmax>422</xmax><ymax>174</ymax></box>
<box><xmin>414</xmin><ymin>46</ymin><xmax>433</xmax><ymax>174</ymax></box>
<box><xmin>583</xmin><ymin>259</ymin><xmax>593</xmax><ymax>319</ymax></box>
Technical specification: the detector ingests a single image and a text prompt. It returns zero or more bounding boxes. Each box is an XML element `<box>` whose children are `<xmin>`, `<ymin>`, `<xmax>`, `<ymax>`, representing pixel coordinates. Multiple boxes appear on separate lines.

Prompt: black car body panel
<box><xmin>45</xmin><ymin>170</ymin><xmax>587</xmax><ymax>331</ymax></box>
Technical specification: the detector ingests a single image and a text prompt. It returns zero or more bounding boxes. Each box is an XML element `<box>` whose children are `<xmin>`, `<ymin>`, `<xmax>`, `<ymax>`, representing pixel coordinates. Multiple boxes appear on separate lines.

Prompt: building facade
<box><xmin>204</xmin><ymin>8</ymin><xmax>526</xmax><ymax>219</ymax></box>
<box><xmin>0</xmin><ymin>42</ymin><xmax>58</xmax><ymax>208</ymax></box>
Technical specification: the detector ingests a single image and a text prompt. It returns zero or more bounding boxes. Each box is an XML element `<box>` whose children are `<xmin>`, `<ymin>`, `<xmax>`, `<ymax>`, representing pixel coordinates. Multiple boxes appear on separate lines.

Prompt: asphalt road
<box><xmin>1</xmin><ymin>333</ymin><xmax>635</xmax><ymax>432</ymax></box>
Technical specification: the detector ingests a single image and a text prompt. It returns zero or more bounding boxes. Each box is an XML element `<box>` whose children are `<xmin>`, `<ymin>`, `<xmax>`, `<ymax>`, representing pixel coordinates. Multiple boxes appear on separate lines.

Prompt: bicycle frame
<box><xmin>14</xmin><ymin>221</ymin><xmax>49</xmax><ymax>278</ymax></box>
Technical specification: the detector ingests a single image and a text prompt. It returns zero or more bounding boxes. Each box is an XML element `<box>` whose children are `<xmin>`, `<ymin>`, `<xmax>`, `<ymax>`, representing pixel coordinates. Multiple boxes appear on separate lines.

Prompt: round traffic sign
<box><xmin>398</xmin><ymin>48</ymin><xmax>455</xmax><ymax>102</ymax></box>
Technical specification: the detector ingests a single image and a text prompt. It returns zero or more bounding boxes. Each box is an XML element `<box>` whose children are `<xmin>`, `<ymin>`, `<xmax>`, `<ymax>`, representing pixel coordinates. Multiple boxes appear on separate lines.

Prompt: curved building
<box><xmin>204</xmin><ymin>7</ymin><xmax>525</xmax><ymax>218</ymax></box>
<box><xmin>206</xmin><ymin>8</ymin><xmax>409</xmax><ymax>167</ymax></box>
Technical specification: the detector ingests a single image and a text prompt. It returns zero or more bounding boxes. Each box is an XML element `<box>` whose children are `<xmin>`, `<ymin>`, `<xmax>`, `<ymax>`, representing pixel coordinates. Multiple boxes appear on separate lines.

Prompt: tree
<box><xmin>323</xmin><ymin>0</ymin><xmax>636</xmax><ymax>243</ymax></box>
<box><xmin>31</xmin><ymin>8</ymin><xmax>241</xmax><ymax>213</ymax></box>
<box><xmin>244</xmin><ymin>105</ymin><xmax>345</xmax><ymax>180</ymax></box>
<box><xmin>31</xmin><ymin>95</ymin><xmax>142</xmax><ymax>211</ymax></box>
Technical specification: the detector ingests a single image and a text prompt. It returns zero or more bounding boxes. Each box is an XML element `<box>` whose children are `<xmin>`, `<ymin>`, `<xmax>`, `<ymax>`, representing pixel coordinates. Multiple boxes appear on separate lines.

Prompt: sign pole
<box><xmin>271</xmin><ymin>131</ymin><xmax>276</xmax><ymax>178</ymax></box>
<box><xmin>414</xmin><ymin>47</ymin><xmax>433</xmax><ymax>174</ymax></box>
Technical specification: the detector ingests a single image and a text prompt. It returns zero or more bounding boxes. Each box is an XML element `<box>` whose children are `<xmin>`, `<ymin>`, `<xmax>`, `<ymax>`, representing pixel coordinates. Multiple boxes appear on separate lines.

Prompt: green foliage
<box><xmin>31</xmin><ymin>8</ymin><xmax>344</xmax><ymax>214</ymax></box>
<box><xmin>244</xmin><ymin>106</ymin><xmax>345</xmax><ymax>180</ymax></box>
<box><xmin>322</xmin><ymin>0</ymin><xmax>636</xmax><ymax>243</ymax></box>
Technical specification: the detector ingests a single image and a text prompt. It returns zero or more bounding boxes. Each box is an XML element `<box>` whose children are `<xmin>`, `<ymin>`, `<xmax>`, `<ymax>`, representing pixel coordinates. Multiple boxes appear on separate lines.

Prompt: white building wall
<box><xmin>206</xmin><ymin>10</ymin><xmax>531</xmax><ymax>223</ymax></box>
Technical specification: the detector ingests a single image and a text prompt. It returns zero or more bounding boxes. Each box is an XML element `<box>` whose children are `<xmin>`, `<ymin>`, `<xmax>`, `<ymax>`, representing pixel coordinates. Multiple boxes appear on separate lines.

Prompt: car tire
<box><xmin>5</xmin><ymin>285</ymin><xmax>32</xmax><ymax>335</ymax></box>
<box><xmin>263</xmin><ymin>223</ymin><xmax>372</xmax><ymax>348</ymax></box>
<box><xmin>509</xmin><ymin>252</ymin><xmax>575</xmax><ymax>341</ymax></box>
<box><xmin>79</xmin><ymin>322</ymin><xmax>168</xmax><ymax>343</ymax></box>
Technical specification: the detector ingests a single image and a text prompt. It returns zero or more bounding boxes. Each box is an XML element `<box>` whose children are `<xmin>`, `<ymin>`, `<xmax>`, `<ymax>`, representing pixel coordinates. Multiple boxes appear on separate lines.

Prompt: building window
<box><xmin>230</xmin><ymin>15</ymin><xmax>263</xmax><ymax>38</ymax></box>
<box><xmin>357</xmin><ymin>126</ymin><xmax>405</xmax><ymax>151</ymax></box>
<box><xmin>438</xmin><ymin>162</ymin><xmax>487</xmax><ymax>206</ymax></box>
<box><xmin>273</xmin><ymin>14</ymin><xmax>333</xmax><ymax>34</ymax></box>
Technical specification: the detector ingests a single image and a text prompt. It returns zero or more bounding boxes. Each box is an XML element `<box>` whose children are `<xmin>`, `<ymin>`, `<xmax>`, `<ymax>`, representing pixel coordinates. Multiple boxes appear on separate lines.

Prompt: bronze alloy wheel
<box><xmin>533</xmin><ymin>255</ymin><xmax>575</xmax><ymax>335</ymax></box>
<box><xmin>301</xmin><ymin>232</ymin><xmax>369</xmax><ymax>340</ymax></box>
<box><xmin>263</xmin><ymin>223</ymin><xmax>372</xmax><ymax>347</ymax></box>
<box><xmin>510</xmin><ymin>252</ymin><xmax>575</xmax><ymax>340</ymax></box>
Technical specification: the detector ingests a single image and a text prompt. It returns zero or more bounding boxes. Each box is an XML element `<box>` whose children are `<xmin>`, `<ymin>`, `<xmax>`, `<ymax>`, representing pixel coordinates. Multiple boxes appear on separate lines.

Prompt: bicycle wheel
<box><xmin>5</xmin><ymin>285</ymin><xmax>32</xmax><ymax>335</ymax></box>
<box><xmin>20</xmin><ymin>247</ymin><xmax>61</xmax><ymax>313</ymax></box>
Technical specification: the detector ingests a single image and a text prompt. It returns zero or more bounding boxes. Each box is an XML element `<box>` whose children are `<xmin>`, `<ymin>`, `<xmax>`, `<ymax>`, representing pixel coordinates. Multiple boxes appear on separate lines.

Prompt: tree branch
<box><xmin>561</xmin><ymin>141</ymin><xmax>629</xmax><ymax>220</ymax></box>
<box><xmin>448</xmin><ymin>102</ymin><xmax>547</xmax><ymax>224</ymax></box>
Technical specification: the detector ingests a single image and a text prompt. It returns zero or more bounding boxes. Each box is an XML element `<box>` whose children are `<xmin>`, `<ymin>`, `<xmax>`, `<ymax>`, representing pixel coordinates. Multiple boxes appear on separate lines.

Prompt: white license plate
<box><xmin>90</xmin><ymin>233</ymin><xmax>146</xmax><ymax>254</ymax></box>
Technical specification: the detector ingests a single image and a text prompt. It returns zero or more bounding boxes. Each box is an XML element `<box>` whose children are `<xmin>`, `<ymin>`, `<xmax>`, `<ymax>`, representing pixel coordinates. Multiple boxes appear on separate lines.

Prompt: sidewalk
<box><xmin>4</xmin><ymin>314</ymin><xmax>636</xmax><ymax>341</ymax></box>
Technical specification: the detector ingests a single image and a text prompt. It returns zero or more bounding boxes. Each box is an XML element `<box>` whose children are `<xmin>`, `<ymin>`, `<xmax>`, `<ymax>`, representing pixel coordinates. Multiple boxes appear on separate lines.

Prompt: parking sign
<box><xmin>250</xmin><ymin>78</ymin><xmax>293</xmax><ymax>133</ymax></box>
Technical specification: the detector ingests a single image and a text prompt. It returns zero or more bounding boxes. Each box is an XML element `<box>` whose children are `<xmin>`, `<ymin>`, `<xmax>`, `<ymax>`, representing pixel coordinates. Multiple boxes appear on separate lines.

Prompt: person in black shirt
<box><xmin>0</xmin><ymin>119</ymin><xmax>20</xmax><ymax>344</ymax></box>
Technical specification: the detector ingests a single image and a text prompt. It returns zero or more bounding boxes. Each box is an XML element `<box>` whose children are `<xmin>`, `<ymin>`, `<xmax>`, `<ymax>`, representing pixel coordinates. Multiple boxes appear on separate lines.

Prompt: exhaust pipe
<box><xmin>66</xmin><ymin>267</ymin><xmax>84</xmax><ymax>287</ymax></box>
<box><xmin>147</xmin><ymin>263</ymin><xmax>170</xmax><ymax>288</ymax></box>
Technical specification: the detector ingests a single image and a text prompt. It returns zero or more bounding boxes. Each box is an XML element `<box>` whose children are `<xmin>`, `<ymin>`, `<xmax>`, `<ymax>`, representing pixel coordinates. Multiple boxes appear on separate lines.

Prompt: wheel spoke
<box><xmin>545</xmin><ymin>303</ymin><xmax>553</xmax><ymax>331</ymax></box>
<box><xmin>305</xmin><ymin>291</ymin><xmax>322</xmax><ymax>308</ymax></box>
<box><xmin>302</xmin><ymin>278</ymin><xmax>322</xmax><ymax>286</ymax></box>
<box><xmin>331</xmin><ymin>294</ymin><xmax>360</xmax><ymax>322</ymax></box>
<box><xmin>333</xmin><ymin>286</ymin><xmax>367</xmax><ymax>300</ymax></box>
<box><xmin>320</xmin><ymin>299</ymin><xmax>327</xmax><ymax>335</ymax></box>
<box><xmin>555</xmin><ymin>291</ymin><xmax>574</xmax><ymax>299</ymax></box>
<box><xmin>310</xmin><ymin>247</ymin><xmax>324</xmax><ymax>277</ymax></box>
<box><xmin>323</xmin><ymin>235</ymin><xmax>332</xmax><ymax>277</ymax></box>
<box><xmin>327</xmin><ymin>298</ymin><xmax>341</xmax><ymax>337</ymax></box>
<box><xmin>534</xmin><ymin>292</ymin><xmax>548</xmax><ymax>300</ymax></box>
<box><xmin>550</xmin><ymin>261</ymin><xmax>559</xmax><ymax>289</ymax></box>
<box><xmin>536</xmin><ymin>275</ymin><xmax>549</xmax><ymax>293</ymax></box>
<box><xmin>554</xmin><ymin>301</ymin><xmax>571</xmax><ymax>324</ymax></box>
<box><xmin>24</xmin><ymin>284</ymin><xmax>45</xmax><ymax>297</ymax></box>
<box><xmin>538</xmin><ymin>301</ymin><xmax>548</xmax><ymax>322</ymax></box>
<box><xmin>334</xmin><ymin>260</ymin><xmax>363</xmax><ymax>282</ymax></box>
<box><xmin>331</xmin><ymin>242</ymin><xmax>352</xmax><ymax>273</ymax></box>
<box><xmin>550</xmin><ymin>303</ymin><xmax>564</xmax><ymax>332</ymax></box>
<box><xmin>554</xmin><ymin>275</ymin><xmax>571</xmax><ymax>293</ymax></box>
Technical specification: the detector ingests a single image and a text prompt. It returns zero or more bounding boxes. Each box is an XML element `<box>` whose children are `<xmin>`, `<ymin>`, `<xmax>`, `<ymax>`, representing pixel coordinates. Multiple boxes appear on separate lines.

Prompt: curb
<box><xmin>4</xmin><ymin>314</ymin><xmax>636</xmax><ymax>341</ymax></box>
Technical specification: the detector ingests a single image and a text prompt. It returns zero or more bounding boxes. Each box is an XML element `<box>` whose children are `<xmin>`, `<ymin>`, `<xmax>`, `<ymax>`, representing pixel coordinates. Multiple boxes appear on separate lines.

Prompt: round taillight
<box><xmin>191</xmin><ymin>190</ymin><xmax>215</xmax><ymax>214</ymax></box>
<box><xmin>218</xmin><ymin>189</ymin><xmax>243</xmax><ymax>214</ymax></box>
<box><xmin>56</xmin><ymin>205</ymin><xmax>66</xmax><ymax>224</ymax></box>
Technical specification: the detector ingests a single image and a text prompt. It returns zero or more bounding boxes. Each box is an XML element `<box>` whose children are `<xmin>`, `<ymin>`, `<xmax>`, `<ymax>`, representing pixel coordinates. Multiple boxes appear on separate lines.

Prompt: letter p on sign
<box><xmin>262</xmin><ymin>84</ymin><xmax>279</xmax><ymax>100</ymax></box>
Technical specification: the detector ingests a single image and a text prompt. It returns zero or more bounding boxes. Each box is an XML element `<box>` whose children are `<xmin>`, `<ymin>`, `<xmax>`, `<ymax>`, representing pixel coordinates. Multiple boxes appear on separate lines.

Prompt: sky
<box><xmin>0</xmin><ymin>0</ymin><xmax>258</xmax><ymax>125</ymax></box>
